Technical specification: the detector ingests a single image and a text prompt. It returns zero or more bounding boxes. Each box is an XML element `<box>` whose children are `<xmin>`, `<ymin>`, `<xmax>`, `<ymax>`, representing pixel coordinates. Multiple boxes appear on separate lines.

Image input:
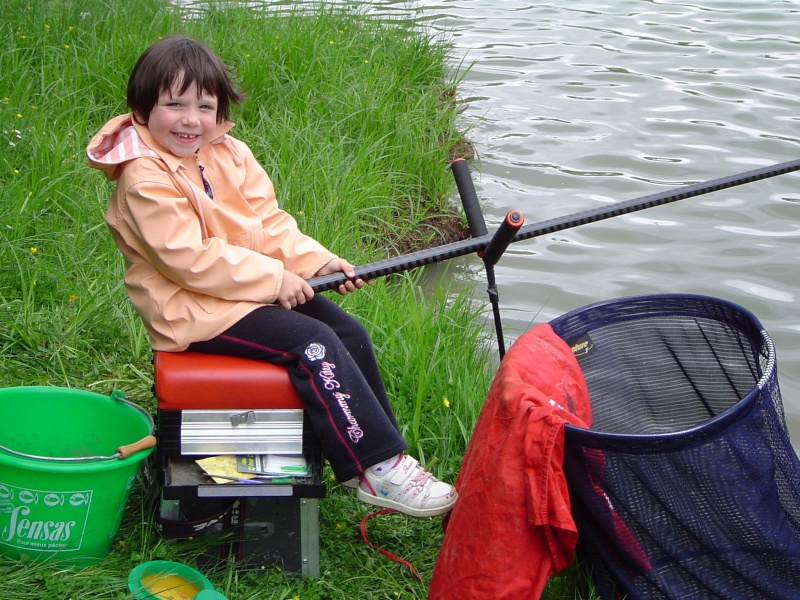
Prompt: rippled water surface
<box><xmin>415</xmin><ymin>0</ymin><xmax>800</xmax><ymax>442</ymax></box>
<box><xmin>186</xmin><ymin>0</ymin><xmax>800</xmax><ymax>440</ymax></box>
<box><xmin>410</xmin><ymin>0</ymin><xmax>800</xmax><ymax>446</ymax></box>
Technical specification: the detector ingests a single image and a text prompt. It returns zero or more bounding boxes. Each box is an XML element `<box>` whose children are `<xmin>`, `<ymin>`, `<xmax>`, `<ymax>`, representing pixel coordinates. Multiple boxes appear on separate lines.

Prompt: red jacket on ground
<box><xmin>429</xmin><ymin>323</ymin><xmax>591</xmax><ymax>599</ymax></box>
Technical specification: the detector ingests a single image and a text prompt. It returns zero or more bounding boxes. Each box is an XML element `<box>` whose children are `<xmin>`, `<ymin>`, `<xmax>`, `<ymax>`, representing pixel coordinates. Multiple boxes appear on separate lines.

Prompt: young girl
<box><xmin>87</xmin><ymin>35</ymin><xmax>455</xmax><ymax>518</ymax></box>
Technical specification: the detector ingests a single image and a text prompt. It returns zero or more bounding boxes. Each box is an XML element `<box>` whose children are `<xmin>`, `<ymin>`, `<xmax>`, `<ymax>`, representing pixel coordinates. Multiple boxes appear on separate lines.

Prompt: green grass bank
<box><xmin>0</xmin><ymin>1</ymin><xmax>594</xmax><ymax>598</ymax></box>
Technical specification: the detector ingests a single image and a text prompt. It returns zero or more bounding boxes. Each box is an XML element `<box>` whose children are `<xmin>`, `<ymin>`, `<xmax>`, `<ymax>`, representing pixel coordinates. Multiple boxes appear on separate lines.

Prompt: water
<box><xmin>180</xmin><ymin>0</ymin><xmax>800</xmax><ymax>440</ymax></box>
<box><xmin>411</xmin><ymin>0</ymin><xmax>800</xmax><ymax>441</ymax></box>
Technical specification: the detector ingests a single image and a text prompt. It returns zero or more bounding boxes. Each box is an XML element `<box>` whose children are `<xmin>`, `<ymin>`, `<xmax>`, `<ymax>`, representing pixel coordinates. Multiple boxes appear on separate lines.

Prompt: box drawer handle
<box><xmin>230</xmin><ymin>410</ymin><xmax>256</xmax><ymax>426</ymax></box>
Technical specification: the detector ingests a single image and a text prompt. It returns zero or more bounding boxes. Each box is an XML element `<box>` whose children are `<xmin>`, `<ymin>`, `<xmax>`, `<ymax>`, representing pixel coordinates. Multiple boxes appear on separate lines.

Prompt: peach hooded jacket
<box><xmin>86</xmin><ymin>114</ymin><xmax>336</xmax><ymax>351</ymax></box>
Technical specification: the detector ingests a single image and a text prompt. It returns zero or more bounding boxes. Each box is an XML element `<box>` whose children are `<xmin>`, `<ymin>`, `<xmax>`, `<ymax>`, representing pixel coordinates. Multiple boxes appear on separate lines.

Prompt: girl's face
<box><xmin>144</xmin><ymin>80</ymin><xmax>218</xmax><ymax>157</ymax></box>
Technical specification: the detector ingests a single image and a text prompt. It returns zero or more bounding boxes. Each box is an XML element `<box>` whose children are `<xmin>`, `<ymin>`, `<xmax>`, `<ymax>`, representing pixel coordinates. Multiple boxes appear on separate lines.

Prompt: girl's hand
<box><xmin>277</xmin><ymin>271</ymin><xmax>314</xmax><ymax>309</ymax></box>
<box><xmin>315</xmin><ymin>258</ymin><xmax>372</xmax><ymax>295</ymax></box>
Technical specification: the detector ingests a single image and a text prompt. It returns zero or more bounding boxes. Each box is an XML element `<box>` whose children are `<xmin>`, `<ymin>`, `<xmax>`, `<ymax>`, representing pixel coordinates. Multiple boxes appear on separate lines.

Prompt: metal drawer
<box><xmin>180</xmin><ymin>409</ymin><xmax>304</xmax><ymax>455</ymax></box>
<box><xmin>159</xmin><ymin>455</ymin><xmax>326</xmax><ymax>501</ymax></box>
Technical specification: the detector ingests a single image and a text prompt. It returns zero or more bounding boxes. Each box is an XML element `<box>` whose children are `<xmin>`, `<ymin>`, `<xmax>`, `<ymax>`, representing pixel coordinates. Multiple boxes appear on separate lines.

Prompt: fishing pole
<box><xmin>308</xmin><ymin>158</ymin><xmax>800</xmax><ymax>293</ymax></box>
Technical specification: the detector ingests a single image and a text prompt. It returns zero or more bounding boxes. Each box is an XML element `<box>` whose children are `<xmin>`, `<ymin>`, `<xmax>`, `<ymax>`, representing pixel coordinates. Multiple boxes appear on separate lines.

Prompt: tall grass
<box><xmin>0</xmin><ymin>0</ymin><xmax>470</xmax><ymax>393</ymax></box>
<box><xmin>0</xmin><ymin>0</ymin><xmax>595</xmax><ymax>597</ymax></box>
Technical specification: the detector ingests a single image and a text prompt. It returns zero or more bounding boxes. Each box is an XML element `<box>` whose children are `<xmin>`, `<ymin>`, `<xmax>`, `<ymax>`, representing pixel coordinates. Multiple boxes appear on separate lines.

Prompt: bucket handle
<box><xmin>0</xmin><ymin>390</ymin><xmax>156</xmax><ymax>462</ymax></box>
<box><xmin>116</xmin><ymin>434</ymin><xmax>157</xmax><ymax>459</ymax></box>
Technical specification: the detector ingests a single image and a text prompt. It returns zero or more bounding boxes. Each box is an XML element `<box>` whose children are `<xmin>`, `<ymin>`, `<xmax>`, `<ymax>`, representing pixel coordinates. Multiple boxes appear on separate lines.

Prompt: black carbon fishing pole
<box><xmin>308</xmin><ymin>158</ymin><xmax>800</xmax><ymax>293</ymax></box>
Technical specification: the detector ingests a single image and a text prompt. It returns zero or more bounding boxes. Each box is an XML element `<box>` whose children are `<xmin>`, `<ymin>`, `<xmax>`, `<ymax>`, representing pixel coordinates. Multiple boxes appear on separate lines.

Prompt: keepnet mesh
<box><xmin>550</xmin><ymin>294</ymin><xmax>800</xmax><ymax>599</ymax></box>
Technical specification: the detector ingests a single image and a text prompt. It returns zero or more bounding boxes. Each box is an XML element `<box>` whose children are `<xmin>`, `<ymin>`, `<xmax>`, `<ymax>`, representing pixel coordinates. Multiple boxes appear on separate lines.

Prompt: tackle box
<box><xmin>152</xmin><ymin>351</ymin><xmax>325</xmax><ymax>577</ymax></box>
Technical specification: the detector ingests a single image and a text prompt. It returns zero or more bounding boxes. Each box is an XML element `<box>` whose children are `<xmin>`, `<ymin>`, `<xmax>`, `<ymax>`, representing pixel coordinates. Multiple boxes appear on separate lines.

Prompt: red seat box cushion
<box><xmin>154</xmin><ymin>351</ymin><xmax>303</xmax><ymax>410</ymax></box>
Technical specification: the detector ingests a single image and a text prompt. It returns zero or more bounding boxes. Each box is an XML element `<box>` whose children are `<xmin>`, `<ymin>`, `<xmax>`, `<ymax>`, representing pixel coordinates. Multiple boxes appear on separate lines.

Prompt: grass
<box><xmin>0</xmin><ymin>0</ymin><xmax>596</xmax><ymax>597</ymax></box>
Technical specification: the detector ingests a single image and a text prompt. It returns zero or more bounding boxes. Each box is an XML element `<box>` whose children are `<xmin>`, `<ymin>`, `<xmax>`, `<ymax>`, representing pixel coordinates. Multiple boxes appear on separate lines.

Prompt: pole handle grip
<box><xmin>451</xmin><ymin>158</ymin><xmax>488</xmax><ymax>238</ymax></box>
<box><xmin>482</xmin><ymin>211</ymin><xmax>524</xmax><ymax>267</ymax></box>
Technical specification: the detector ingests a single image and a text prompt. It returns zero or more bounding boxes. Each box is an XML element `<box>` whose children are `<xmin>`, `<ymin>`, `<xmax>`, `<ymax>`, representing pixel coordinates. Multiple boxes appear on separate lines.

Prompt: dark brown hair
<box><xmin>127</xmin><ymin>35</ymin><xmax>246</xmax><ymax>124</ymax></box>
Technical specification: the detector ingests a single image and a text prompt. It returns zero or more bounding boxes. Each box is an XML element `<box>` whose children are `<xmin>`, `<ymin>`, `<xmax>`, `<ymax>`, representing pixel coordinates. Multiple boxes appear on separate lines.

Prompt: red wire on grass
<box><xmin>359</xmin><ymin>509</ymin><xmax>422</xmax><ymax>581</ymax></box>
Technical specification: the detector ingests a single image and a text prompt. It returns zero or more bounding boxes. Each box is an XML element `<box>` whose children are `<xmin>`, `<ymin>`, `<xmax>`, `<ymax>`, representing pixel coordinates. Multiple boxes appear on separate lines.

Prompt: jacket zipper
<box><xmin>197</xmin><ymin>159</ymin><xmax>214</xmax><ymax>199</ymax></box>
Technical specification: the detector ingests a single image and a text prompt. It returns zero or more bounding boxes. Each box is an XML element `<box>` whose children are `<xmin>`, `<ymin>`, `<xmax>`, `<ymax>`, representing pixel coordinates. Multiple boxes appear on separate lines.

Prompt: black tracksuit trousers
<box><xmin>188</xmin><ymin>295</ymin><xmax>407</xmax><ymax>482</ymax></box>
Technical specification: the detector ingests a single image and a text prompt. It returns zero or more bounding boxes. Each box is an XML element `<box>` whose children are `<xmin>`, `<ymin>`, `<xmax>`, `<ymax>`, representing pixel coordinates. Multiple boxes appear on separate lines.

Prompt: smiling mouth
<box><xmin>174</xmin><ymin>133</ymin><xmax>199</xmax><ymax>140</ymax></box>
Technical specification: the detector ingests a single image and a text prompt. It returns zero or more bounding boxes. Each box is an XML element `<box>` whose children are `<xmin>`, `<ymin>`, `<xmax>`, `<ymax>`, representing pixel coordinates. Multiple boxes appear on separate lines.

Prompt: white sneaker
<box><xmin>356</xmin><ymin>455</ymin><xmax>457</xmax><ymax>518</ymax></box>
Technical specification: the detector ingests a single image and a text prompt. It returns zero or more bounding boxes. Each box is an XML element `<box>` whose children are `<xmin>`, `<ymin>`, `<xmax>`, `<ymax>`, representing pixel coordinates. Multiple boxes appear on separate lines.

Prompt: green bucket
<box><xmin>127</xmin><ymin>560</ymin><xmax>220</xmax><ymax>599</ymax></box>
<box><xmin>0</xmin><ymin>386</ymin><xmax>155</xmax><ymax>566</ymax></box>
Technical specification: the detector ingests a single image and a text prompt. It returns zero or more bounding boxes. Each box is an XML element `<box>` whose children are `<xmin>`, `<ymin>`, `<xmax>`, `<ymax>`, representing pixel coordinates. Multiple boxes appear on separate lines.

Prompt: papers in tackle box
<box><xmin>237</xmin><ymin>454</ymin><xmax>312</xmax><ymax>478</ymax></box>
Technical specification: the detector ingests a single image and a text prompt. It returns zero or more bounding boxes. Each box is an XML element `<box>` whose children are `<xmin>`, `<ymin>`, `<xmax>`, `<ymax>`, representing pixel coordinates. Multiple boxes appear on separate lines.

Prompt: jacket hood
<box><xmin>86</xmin><ymin>113</ymin><xmax>236</xmax><ymax>181</ymax></box>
